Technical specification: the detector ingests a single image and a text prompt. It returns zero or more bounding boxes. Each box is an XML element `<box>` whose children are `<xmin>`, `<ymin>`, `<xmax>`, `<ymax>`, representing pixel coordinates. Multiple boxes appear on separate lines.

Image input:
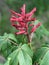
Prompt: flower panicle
<box><xmin>10</xmin><ymin>4</ymin><xmax>41</xmax><ymax>35</ymax></box>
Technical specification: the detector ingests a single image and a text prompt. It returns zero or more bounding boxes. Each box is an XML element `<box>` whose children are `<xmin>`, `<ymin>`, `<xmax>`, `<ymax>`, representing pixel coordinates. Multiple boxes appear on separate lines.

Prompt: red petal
<box><xmin>15</xmin><ymin>30</ymin><xmax>26</xmax><ymax>35</ymax></box>
<box><xmin>31</xmin><ymin>18</ymin><xmax>36</xmax><ymax>21</ymax></box>
<box><xmin>19</xmin><ymin>22</ymin><xmax>26</xmax><ymax>27</ymax></box>
<box><xmin>36</xmin><ymin>22</ymin><xmax>41</xmax><ymax>28</ymax></box>
<box><xmin>18</xmin><ymin>28</ymin><xmax>25</xmax><ymax>30</ymax></box>
<box><xmin>12</xmin><ymin>24</ymin><xmax>21</xmax><ymax>28</ymax></box>
<box><xmin>26</xmin><ymin>7</ymin><xmax>36</xmax><ymax>17</ymax></box>
<box><xmin>26</xmin><ymin>18</ymin><xmax>36</xmax><ymax>22</ymax></box>
<box><xmin>12</xmin><ymin>24</ymin><xmax>25</xmax><ymax>30</ymax></box>
<box><xmin>10</xmin><ymin>17</ymin><xmax>22</xmax><ymax>22</ymax></box>
<box><xmin>31</xmin><ymin>26</ymin><xmax>37</xmax><ymax>33</ymax></box>
<box><xmin>10</xmin><ymin>10</ymin><xmax>21</xmax><ymax>16</ymax></box>
<box><xmin>31</xmin><ymin>22</ymin><xmax>41</xmax><ymax>33</ymax></box>
<box><xmin>11</xmin><ymin>15</ymin><xmax>16</xmax><ymax>19</ymax></box>
<box><xmin>20</xmin><ymin>4</ymin><xmax>26</xmax><ymax>16</ymax></box>
<box><xmin>18</xmin><ymin>17</ymin><xmax>22</xmax><ymax>22</ymax></box>
<box><xmin>29</xmin><ymin>24</ymin><xmax>33</xmax><ymax>26</ymax></box>
<box><xmin>10</xmin><ymin>18</ymin><xmax>16</xmax><ymax>22</ymax></box>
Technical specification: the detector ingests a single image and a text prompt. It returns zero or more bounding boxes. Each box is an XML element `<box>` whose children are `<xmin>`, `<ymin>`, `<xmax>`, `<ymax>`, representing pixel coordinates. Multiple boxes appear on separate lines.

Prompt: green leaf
<box><xmin>0</xmin><ymin>33</ymin><xmax>17</xmax><ymax>50</ymax></box>
<box><xmin>7</xmin><ymin>33</ymin><xmax>17</xmax><ymax>43</ymax></box>
<box><xmin>8</xmin><ymin>49</ymin><xmax>19</xmax><ymax>65</ymax></box>
<box><xmin>4</xmin><ymin>58</ymin><xmax>11</xmax><ymax>65</ymax></box>
<box><xmin>18</xmin><ymin>50</ymin><xmax>32</xmax><ymax>65</ymax></box>
<box><xmin>0</xmin><ymin>33</ymin><xmax>17</xmax><ymax>57</ymax></box>
<box><xmin>21</xmin><ymin>44</ymin><xmax>33</xmax><ymax>57</ymax></box>
<box><xmin>33</xmin><ymin>47</ymin><xmax>49</xmax><ymax>63</ymax></box>
<box><xmin>4</xmin><ymin>33</ymin><xmax>17</xmax><ymax>43</ymax></box>
<box><xmin>40</xmin><ymin>50</ymin><xmax>49</xmax><ymax>65</ymax></box>
<box><xmin>8</xmin><ymin>44</ymin><xmax>33</xmax><ymax>65</ymax></box>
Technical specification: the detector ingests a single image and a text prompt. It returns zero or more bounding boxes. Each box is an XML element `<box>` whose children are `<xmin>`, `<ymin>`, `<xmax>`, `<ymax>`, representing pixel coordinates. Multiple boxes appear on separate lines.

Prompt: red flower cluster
<box><xmin>10</xmin><ymin>4</ymin><xmax>41</xmax><ymax>35</ymax></box>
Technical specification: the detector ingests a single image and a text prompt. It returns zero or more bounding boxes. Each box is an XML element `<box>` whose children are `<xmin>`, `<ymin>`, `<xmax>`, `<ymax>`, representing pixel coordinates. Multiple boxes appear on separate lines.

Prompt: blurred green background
<box><xmin>0</xmin><ymin>0</ymin><xmax>49</xmax><ymax>35</ymax></box>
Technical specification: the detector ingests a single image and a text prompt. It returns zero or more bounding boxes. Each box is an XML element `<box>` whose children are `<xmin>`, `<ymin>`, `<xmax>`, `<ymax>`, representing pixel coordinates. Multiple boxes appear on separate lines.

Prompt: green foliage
<box><xmin>21</xmin><ymin>44</ymin><xmax>33</xmax><ymax>57</ymax></box>
<box><xmin>0</xmin><ymin>33</ymin><xmax>17</xmax><ymax>57</ymax></box>
<box><xmin>4</xmin><ymin>58</ymin><xmax>11</xmax><ymax>65</ymax></box>
<box><xmin>33</xmin><ymin>47</ymin><xmax>49</xmax><ymax>64</ymax></box>
<box><xmin>8</xmin><ymin>44</ymin><xmax>33</xmax><ymax>65</ymax></box>
<box><xmin>18</xmin><ymin>50</ymin><xmax>32</xmax><ymax>65</ymax></box>
<box><xmin>15</xmin><ymin>35</ymin><xmax>28</xmax><ymax>44</ymax></box>
<box><xmin>40</xmin><ymin>50</ymin><xmax>49</xmax><ymax>65</ymax></box>
<box><xmin>8</xmin><ymin>49</ymin><xmax>18</xmax><ymax>65</ymax></box>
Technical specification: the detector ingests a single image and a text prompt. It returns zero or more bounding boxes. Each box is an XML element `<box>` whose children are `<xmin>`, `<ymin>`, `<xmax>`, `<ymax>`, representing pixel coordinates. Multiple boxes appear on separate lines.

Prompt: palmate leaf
<box><xmin>8</xmin><ymin>49</ymin><xmax>19</xmax><ymax>65</ymax></box>
<box><xmin>8</xmin><ymin>44</ymin><xmax>33</xmax><ymax>65</ymax></box>
<box><xmin>40</xmin><ymin>50</ymin><xmax>49</xmax><ymax>65</ymax></box>
<box><xmin>0</xmin><ymin>33</ymin><xmax>17</xmax><ymax>57</ymax></box>
<box><xmin>33</xmin><ymin>47</ymin><xmax>49</xmax><ymax>64</ymax></box>
<box><xmin>21</xmin><ymin>44</ymin><xmax>33</xmax><ymax>57</ymax></box>
<box><xmin>0</xmin><ymin>33</ymin><xmax>17</xmax><ymax>50</ymax></box>
<box><xmin>18</xmin><ymin>50</ymin><xmax>32</xmax><ymax>65</ymax></box>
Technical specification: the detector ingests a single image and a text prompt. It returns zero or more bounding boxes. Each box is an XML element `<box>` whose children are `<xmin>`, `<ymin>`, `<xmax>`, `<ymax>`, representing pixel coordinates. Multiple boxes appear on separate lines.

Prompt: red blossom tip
<box><xmin>29</xmin><ymin>24</ymin><xmax>34</xmax><ymax>26</ymax></box>
<box><xmin>20</xmin><ymin>4</ymin><xmax>26</xmax><ymax>15</ymax></box>
<box><xmin>10</xmin><ymin>18</ymin><xmax>16</xmax><ymax>22</ymax></box>
<box><xmin>10</xmin><ymin>10</ymin><xmax>21</xmax><ymax>16</ymax></box>
<box><xmin>31</xmin><ymin>22</ymin><xmax>41</xmax><ymax>33</ymax></box>
<box><xmin>31</xmin><ymin>26</ymin><xmax>37</xmax><ymax>33</ymax></box>
<box><xmin>31</xmin><ymin>18</ymin><xmax>36</xmax><ymax>21</ymax></box>
<box><xmin>11</xmin><ymin>15</ymin><xmax>16</xmax><ymax>19</ymax></box>
<box><xmin>32</xmin><ymin>7</ymin><xmax>36</xmax><ymax>13</ymax></box>
<box><xmin>15</xmin><ymin>30</ymin><xmax>27</xmax><ymax>35</ymax></box>
<box><xmin>26</xmin><ymin>7</ymin><xmax>36</xmax><ymax>17</ymax></box>
<box><xmin>36</xmin><ymin>22</ymin><xmax>41</xmax><ymax>28</ymax></box>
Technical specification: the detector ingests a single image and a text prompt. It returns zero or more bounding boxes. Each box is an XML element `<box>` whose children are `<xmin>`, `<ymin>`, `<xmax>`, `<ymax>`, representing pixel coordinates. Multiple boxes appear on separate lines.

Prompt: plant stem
<box><xmin>25</xmin><ymin>24</ymin><xmax>31</xmax><ymax>43</ymax></box>
<box><xmin>26</xmin><ymin>33</ymin><xmax>30</xmax><ymax>43</ymax></box>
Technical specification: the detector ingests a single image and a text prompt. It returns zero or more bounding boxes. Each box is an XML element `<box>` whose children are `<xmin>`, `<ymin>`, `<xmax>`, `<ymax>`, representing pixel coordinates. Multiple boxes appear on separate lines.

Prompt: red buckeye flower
<box><xmin>10</xmin><ymin>4</ymin><xmax>41</xmax><ymax>35</ymax></box>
